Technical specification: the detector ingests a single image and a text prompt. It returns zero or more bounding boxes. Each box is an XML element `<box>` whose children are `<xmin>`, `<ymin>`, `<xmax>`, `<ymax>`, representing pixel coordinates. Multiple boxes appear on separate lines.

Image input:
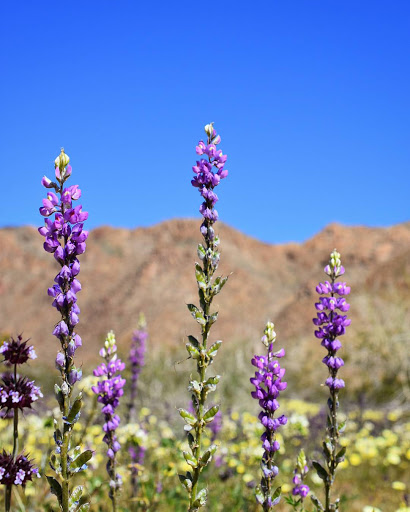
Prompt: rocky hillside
<box><xmin>1</xmin><ymin>220</ymin><xmax>409</xmax><ymax>397</ymax></box>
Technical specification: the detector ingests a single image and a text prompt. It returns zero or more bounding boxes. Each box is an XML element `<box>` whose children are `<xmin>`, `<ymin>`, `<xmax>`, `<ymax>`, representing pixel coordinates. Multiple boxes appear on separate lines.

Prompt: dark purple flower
<box><xmin>0</xmin><ymin>335</ymin><xmax>37</xmax><ymax>366</ymax></box>
<box><xmin>0</xmin><ymin>374</ymin><xmax>43</xmax><ymax>411</ymax></box>
<box><xmin>251</xmin><ymin>322</ymin><xmax>286</xmax><ymax>510</ymax></box>
<box><xmin>0</xmin><ymin>451</ymin><xmax>39</xmax><ymax>486</ymax></box>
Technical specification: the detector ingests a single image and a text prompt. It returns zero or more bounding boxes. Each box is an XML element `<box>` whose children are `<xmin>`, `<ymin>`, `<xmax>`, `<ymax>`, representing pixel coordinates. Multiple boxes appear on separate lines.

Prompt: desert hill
<box><xmin>0</xmin><ymin>219</ymin><xmax>409</xmax><ymax>399</ymax></box>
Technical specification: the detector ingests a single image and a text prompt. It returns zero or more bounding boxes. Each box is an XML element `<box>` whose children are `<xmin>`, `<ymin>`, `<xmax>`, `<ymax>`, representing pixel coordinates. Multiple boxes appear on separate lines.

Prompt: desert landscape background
<box><xmin>1</xmin><ymin>219</ymin><xmax>409</xmax><ymax>408</ymax></box>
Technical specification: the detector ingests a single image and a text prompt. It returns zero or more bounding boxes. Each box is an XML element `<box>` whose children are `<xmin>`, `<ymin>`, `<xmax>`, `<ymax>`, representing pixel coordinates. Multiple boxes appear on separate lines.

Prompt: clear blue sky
<box><xmin>1</xmin><ymin>1</ymin><xmax>409</xmax><ymax>243</ymax></box>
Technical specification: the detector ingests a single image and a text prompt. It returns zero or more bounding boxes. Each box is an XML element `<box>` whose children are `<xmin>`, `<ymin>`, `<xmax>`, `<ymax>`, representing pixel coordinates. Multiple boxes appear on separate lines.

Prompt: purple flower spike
<box><xmin>127</xmin><ymin>313</ymin><xmax>147</xmax><ymax>424</ymax></box>
<box><xmin>39</xmin><ymin>149</ymin><xmax>91</xmax><ymax>510</ymax></box>
<box><xmin>311</xmin><ymin>249</ymin><xmax>350</xmax><ymax>510</ymax></box>
<box><xmin>92</xmin><ymin>331</ymin><xmax>125</xmax><ymax>508</ymax></box>
<box><xmin>251</xmin><ymin>322</ymin><xmax>286</xmax><ymax>510</ymax></box>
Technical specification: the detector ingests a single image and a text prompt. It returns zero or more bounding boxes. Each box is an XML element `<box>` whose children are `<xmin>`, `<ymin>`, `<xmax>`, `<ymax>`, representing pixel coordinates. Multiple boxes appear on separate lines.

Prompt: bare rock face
<box><xmin>1</xmin><ymin>220</ymin><xmax>409</xmax><ymax>383</ymax></box>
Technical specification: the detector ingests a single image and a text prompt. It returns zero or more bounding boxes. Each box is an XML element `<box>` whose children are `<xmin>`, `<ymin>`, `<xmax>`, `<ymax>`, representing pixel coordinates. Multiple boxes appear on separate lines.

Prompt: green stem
<box><xmin>61</xmin><ymin>394</ymin><xmax>71</xmax><ymax>511</ymax></box>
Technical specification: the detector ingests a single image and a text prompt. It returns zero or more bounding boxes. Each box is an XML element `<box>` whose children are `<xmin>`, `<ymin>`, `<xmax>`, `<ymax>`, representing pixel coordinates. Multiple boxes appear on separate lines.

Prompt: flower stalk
<box><xmin>251</xmin><ymin>323</ymin><xmax>287</xmax><ymax>510</ymax></box>
<box><xmin>0</xmin><ymin>335</ymin><xmax>41</xmax><ymax>511</ymax></box>
<box><xmin>39</xmin><ymin>150</ymin><xmax>92</xmax><ymax>511</ymax></box>
<box><xmin>178</xmin><ymin>123</ymin><xmax>229</xmax><ymax>511</ymax></box>
<box><xmin>92</xmin><ymin>331</ymin><xmax>126</xmax><ymax>512</ymax></box>
<box><xmin>310</xmin><ymin>249</ymin><xmax>350</xmax><ymax>512</ymax></box>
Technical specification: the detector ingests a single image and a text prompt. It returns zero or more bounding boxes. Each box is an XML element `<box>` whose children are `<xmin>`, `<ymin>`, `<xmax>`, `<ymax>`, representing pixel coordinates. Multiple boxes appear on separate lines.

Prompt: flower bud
<box><xmin>55</xmin><ymin>148</ymin><xmax>70</xmax><ymax>169</ymax></box>
<box><xmin>204</xmin><ymin>122</ymin><xmax>214</xmax><ymax>138</ymax></box>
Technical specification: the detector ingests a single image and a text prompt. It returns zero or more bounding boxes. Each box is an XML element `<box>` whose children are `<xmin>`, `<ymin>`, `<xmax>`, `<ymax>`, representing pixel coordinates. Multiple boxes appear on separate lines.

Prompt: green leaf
<box><xmin>69</xmin><ymin>450</ymin><xmax>93</xmax><ymax>473</ymax></box>
<box><xmin>271</xmin><ymin>486</ymin><xmax>282</xmax><ymax>506</ymax></box>
<box><xmin>212</xmin><ymin>275</ymin><xmax>228</xmax><ymax>295</ymax></box>
<box><xmin>178</xmin><ymin>408</ymin><xmax>197</xmax><ymax>426</ymax></box>
<box><xmin>255</xmin><ymin>485</ymin><xmax>264</xmax><ymax>505</ymax></box>
<box><xmin>199</xmin><ymin>444</ymin><xmax>217</xmax><ymax>467</ymax></box>
<box><xmin>338</xmin><ymin>420</ymin><xmax>347</xmax><ymax>433</ymax></box>
<box><xmin>46</xmin><ymin>476</ymin><xmax>63</xmax><ymax>506</ymax></box>
<box><xmin>312</xmin><ymin>461</ymin><xmax>328</xmax><ymax>482</ymax></box>
<box><xmin>65</xmin><ymin>394</ymin><xmax>83</xmax><ymax>424</ymax></box>
<box><xmin>208</xmin><ymin>311</ymin><xmax>218</xmax><ymax>326</ymax></box>
<box><xmin>178</xmin><ymin>474</ymin><xmax>192</xmax><ymax>492</ymax></box>
<box><xmin>336</xmin><ymin>446</ymin><xmax>346</xmax><ymax>463</ymax></box>
<box><xmin>207</xmin><ymin>340</ymin><xmax>222</xmax><ymax>359</ymax></box>
<box><xmin>203</xmin><ymin>405</ymin><xmax>219</xmax><ymax>423</ymax></box>
<box><xmin>187</xmin><ymin>304</ymin><xmax>206</xmax><ymax>326</ymax></box>
<box><xmin>195</xmin><ymin>263</ymin><xmax>207</xmax><ymax>290</ymax></box>
<box><xmin>54</xmin><ymin>384</ymin><xmax>64</xmax><ymax>412</ymax></box>
<box><xmin>187</xmin><ymin>335</ymin><xmax>200</xmax><ymax>348</ymax></box>
<box><xmin>310</xmin><ymin>493</ymin><xmax>325</xmax><ymax>511</ymax></box>
<box><xmin>192</xmin><ymin>488</ymin><xmax>207</xmax><ymax>507</ymax></box>
<box><xmin>76</xmin><ymin>505</ymin><xmax>90</xmax><ymax>512</ymax></box>
<box><xmin>183</xmin><ymin>451</ymin><xmax>198</xmax><ymax>468</ymax></box>
<box><xmin>186</xmin><ymin>343</ymin><xmax>200</xmax><ymax>359</ymax></box>
<box><xmin>197</xmin><ymin>244</ymin><xmax>206</xmax><ymax>260</ymax></box>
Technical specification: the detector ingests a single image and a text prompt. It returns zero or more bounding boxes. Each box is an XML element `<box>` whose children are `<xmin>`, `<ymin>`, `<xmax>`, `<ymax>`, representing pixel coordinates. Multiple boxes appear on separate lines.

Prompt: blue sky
<box><xmin>0</xmin><ymin>1</ymin><xmax>409</xmax><ymax>243</ymax></box>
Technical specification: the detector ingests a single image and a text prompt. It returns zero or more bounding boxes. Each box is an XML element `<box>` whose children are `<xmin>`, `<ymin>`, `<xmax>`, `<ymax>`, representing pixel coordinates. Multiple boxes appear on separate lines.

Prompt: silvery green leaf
<box><xmin>312</xmin><ymin>461</ymin><xmax>328</xmax><ymax>482</ymax></box>
<box><xmin>338</xmin><ymin>420</ymin><xmax>346</xmax><ymax>433</ymax></box>
<box><xmin>54</xmin><ymin>384</ymin><xmax>65</xmax><ymax>411</ymax></box>
<box><xmin>178</xmin><ymin>408</ymin><xmax>197</xmax><ymax>426</ymax></box>
<box><xmin>199</xmin><ymin>444</ymin><xmax>217</xmax><ymax>467</ymax></box>
<box><xmin>65</xmin><ymin>394</ymin><xmax>83</xmax><ymax>425</ymax></box>
<box><xmin>203</xmin><ymin>405</ymin><xmax>219</xmax><ymax>423</ymax></box>
<box><xmin>188</xmin><ymin>335</ymin><xmax>200</xmax><ymax>348</ymax></box>
<box><xmin>193</xmin><ymin>488</ymin><xmax>207</xmax><ymax>507</ymax></box>
<box><xmin>310</xmin><ymin>493</ymin><xmax>325</xmax><ymax>511</ymax></box>
<box><xmin>187</xmin><ymin>304</ymin><xmax>206</xmax><ymax>325</ymax></box>
<box><xmin>212</xmin><ymin>275</ymin><xmax>228</xmax><ymax>295</ymax></box>
<box><xmin>197</xmin><ymin>244</ymin><xmax>206</xmax><ymax>260</ymax></box>
<box><xmin>69</xmin><ymin>450</ymin><xmax>93</xmax><ymax>473</ymax></box>
<box><xmin>46</xmin><ymin>476</ymin><xmax>63</xmax><ymax>506</ymax></box>
<box><xmin>186</xmin><ymin>343</ymin><xmax>200</xmax><ymax>359</ymax></box>
<box><xmin>188</xmin><ymin>380</ymin><xmax>201</xmax><ymax>394</ymax></box>
<box><xmin>336</xmin><ymin>446</ymin><xmax>346</xmax><ymax>464</ymax></box>
<box><xmin>255</xmin><ymin>485</ymin><xmax>264</xmax><ymax>505</ymax></box>
<box><xmin>208</xmin><ymin>311</ymin><xmax>218</xmax><ymax>326</ymax></box>
<box><xmin>183</xmin><ymin>451</ymin><xmax>198</xmax><ymax>468</ymax></box>
<box><xmin>207</xmin><ymin>340</ymin><xmax>222</xmax><ymax>359</ymax></box>
<box><xmin>272</xmin><ymin>486</ymin><xmax>281</xmax><ymax>506</ymax></box>
<box><xmin>195</xmin><ymin>263</ymin><xmax>207</xmax><ymax>290</ymax></box>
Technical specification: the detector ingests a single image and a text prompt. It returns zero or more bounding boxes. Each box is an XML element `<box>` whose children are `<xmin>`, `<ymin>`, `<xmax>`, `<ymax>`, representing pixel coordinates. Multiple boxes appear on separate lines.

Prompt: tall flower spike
<box><xmin>251</xmin><ymin>322</ymin><xmax>287</xmax><ymax>511</ymax></box>
<box><xmin>39</xmin><ymin>149</ymin><xmax>91</xmax><ymax>512</ymax></box>
<box><xmin>179</xmin><ymin>124</ymin><xmax>229</xmax><ymax>511</ymax></box>
<box><xmin>287</xmin><ymin>449</ymin><xmax>310</xmax><ymax>510</ymax></box>
<box><xmin>92</xmin><ymin>331</ymin><xmax>126</xmax><ymax>512</ymax></box>
<box><xmin>126</xmin><ymin>313</ymin><xmax>147</xmax><ymax>424</ymax></box>
<box><xmin>310</xmin><ymin>249</ymin><xmax>350</xmax><ymax>512</ymax></box>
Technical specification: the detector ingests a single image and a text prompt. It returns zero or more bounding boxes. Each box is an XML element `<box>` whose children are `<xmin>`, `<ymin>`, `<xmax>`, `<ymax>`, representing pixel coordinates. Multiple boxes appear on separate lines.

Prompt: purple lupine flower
<box><xmin>310</xmin><ymin>249</ymin><xmax>349</xmax><ymax>512</ymax></box>
<box><xmin>39</xmin><ymin>149</ymin><xmax>91</xmax><ymax>511</ymax></box>
<box><xmin>0</xmin><ymin>452</ymin><xmax>39</xmax><ymax>487</ymax></box>
<box><xmin>0</xmin><ymin>335</ymin><xmax>37</xmax><ymax>366</ymax></box>
<box><xmin>92</xmin><ymin>331</ymin><xmax>126</xmax><ymax>509</ymax></box>
<box><xmin>39</xmin><ymin>149</ymin><xmax>88</xmax><ymax>382</ymax></box>
<box><xmin>291</xmin><ymin>449</ymin><xmax>310</xmax><ymax>502</ymax></box>
<box><xmin>127</xmin><ymin>313</ymin><xmax>147</xmax><ymax>423</ymax></box>
<box><xmin>192</xmin><ymin>122</ymin><xmax>228</xmax><ymax>238</ymax></box>
<box><xmin>251</xmin><ymin>322</ymin><xmax>287</xmax><ymax>510</ymax></box>
<box><xmin>179</xmin><ymin>124</ymin><xmax>229</xmax><ymax>510</ymax></box>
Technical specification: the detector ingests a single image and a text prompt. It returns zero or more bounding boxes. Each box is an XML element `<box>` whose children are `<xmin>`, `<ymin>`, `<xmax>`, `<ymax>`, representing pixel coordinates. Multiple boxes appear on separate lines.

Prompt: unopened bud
<box><xmin>54</xmin><ymin>148</ymin><xmax>70</xmax><ymax>169</ymax></box>
<box><xmin>204</xmin><ymin>122</ymin><xmax>214</xmax><ymax>137</ymax></box>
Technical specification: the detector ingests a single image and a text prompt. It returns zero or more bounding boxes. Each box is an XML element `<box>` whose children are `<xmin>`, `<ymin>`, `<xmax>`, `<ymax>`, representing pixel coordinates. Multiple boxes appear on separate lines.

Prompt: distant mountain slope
<box><xmin>1</xmin><ymin>220</ymin><xmax>409</xmax><ymax>396</ymax></box>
